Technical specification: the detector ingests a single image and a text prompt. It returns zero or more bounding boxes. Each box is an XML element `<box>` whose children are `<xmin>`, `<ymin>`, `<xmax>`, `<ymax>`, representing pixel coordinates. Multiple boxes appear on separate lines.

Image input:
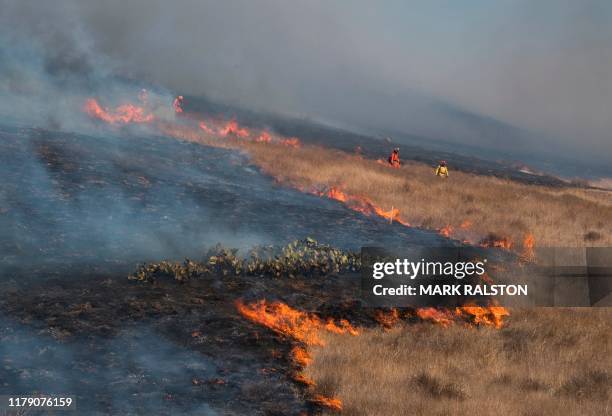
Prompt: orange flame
<box><xmin>311</xmin><ymin>395</ymin><xmax>343</xmax><ymax>412</ymax></box>
<box><xmin>460</xmin><ymin>220</ymin><xmax>472</xmax><ymax>229</ymax></box>
<box><xmin>522</xmin><ymin>233</ymin><xmax>536</xmax><ymax>260</ymax></box>
<box><xmin>198</xmin><ymin>121</ymin><xmax>215</xmax><ymax>135</ymax></box>
<box><xmin>220</xmin><ymin>120</ymin><xmax>250</xmax><ymax>138</ymax></box>
<box><xmin>438</xmin><ymin>220</ymin><xmax>472</xmax><ymax>238</ymax></box>
<box><xmin>84</xmin><ymin>96</ymin><xmax>302</xmax><ymax>152</ymax></box>
<box><xmin>455</xmin><ymin>305</ymin><xmax>509</xmax><ymax>329</ymax></box>
<box><xmin>292</xmin><ymin>346</ymin><xmax>312</xmax><ymax>367</ymax></box>
<box><xmin>327</xmin><ymin>187</ymin><xmax>349</xmax><ymax>202</ymax></box>
<box><xmin>280</xmin><ymin>137</ymin><xmax>301</xmax><ymax>148</ymax></box>
<box><xmin>293</xmin><ymin>373</ymin><xmax>316</xmax><ymax>386</ymax></box>
<box><xmin>416</xmin><ymin>307</ymin><xmax>454</xmax><ymax>327</ymax></box>
<box><xmin>417</xmin><ymin>306</ymin><xmax>509</xmax><ymax>329</ymax></box>
<box><xmin>480</xmin><ymin>235</ymin><xmax>513</xmax><ymax>250</ymax></box>
<box><xmin>255</xmin><ymin>131</ymin><xmax>272</xmax><ymax>143</ymax></box>
<box><xmin>84</xmin><ymin>98</ymin><xmax>154</xmax><ymax>124</ymax></box>
<box><xmin>374</xmin><ymin>308</ymin><xmax>401</xmax><ymax>329</ymax></box>
<box><xmin>373</xmin><ymin>205</ymin><xmax>402</xmax><ymax>223</ymax></box>
<box><xmin>523</xmin><ymin>233</ymin><xmax>535</xmax><ymax>249</ymax></box>
<box><xmin>235</xmin><ymin>299</ymin><xmax>358</xmax><ymax>346</ymax></box>
<box><xmin>325</xmin><ymin>186</ymin><xmax>409</xmax><ymax>226</ymax></box>
<box><xmin>439</xmin><ymin>225</ymin><xmax>454</xmax><ymax>238</ymax></box>
<box><xmin>236</xmin><ymin>299</ymin><xmax>355</xmax><ymax>411</ymax></box>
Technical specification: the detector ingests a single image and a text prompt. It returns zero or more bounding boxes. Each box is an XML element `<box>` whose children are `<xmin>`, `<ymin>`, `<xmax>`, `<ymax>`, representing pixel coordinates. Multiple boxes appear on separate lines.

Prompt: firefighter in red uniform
<box><xmin>388</xmin><ymin>147</ymin><xmax>401</xmax><ymax>168</ymax></box>
<box><xmin>173</xmin><ymin>95</ymin><xmax>184</xmax><ymax>113</ymax></box>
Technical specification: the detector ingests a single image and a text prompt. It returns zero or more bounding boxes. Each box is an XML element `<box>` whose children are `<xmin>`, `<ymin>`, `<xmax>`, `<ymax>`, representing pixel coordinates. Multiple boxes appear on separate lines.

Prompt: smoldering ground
<box><xmin>0</xmin><ymin>231</ymin><xmax>387</xmax><ymax>415</ymax></box>
<box><xmin>0</xmin><ymin>121</ymin><xmax>455</xmax><ymax>281</ymax></box>
<box><xmin>0</xmin><ymin>316</ymin><xmax>221</xmax><ymax>415</ymax></box>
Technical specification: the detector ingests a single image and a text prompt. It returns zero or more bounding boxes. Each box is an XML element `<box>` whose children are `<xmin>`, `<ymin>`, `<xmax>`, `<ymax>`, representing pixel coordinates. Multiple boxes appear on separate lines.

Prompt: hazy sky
<box><xmin>2</xmin><ymin>0</ymin><xmax>611</xmax><ymax>163</ymax></box>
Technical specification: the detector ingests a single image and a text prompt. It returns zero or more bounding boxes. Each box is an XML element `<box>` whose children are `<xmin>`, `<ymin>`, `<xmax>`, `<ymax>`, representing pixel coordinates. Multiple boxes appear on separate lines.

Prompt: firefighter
<box><xmin>388</xmin><ymin>147</ymin><xmax>401</xmax><ymax>168</ymax></box>
<box><xmin>173</xmin><ymin>95</ymin><xmax>184</xmax><ymax>113</ymax></box>
<box><xmin>435</xmin><ymin>160</ymin><xmax>449</xmax><ymax>177</ymax></box>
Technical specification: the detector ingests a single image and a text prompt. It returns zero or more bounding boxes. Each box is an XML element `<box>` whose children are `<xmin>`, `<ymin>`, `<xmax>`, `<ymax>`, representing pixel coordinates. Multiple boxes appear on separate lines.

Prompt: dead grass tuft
<box><xmin>413</xmin><ymin>372</ymin><xmax>467</xmax><ymax>400</ymax></box>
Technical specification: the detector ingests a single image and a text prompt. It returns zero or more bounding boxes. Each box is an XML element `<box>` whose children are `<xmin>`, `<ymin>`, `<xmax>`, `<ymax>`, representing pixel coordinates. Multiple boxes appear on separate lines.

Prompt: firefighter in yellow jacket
<box><xmin>435</xmin><ymin>160</ymin><xmax>449</xmax><ymax>177</ymax></box>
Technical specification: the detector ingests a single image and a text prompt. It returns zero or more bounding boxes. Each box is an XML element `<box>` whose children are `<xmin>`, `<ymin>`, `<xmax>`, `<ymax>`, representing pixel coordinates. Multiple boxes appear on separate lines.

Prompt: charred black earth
<box><xmin>1</xmin><ymin>249</ymin><xmax>368</xmax><ymax>415</ymax></box>
<box><xmin>0</xmin><ymin>124</ymin><xmax>455</xmax><ymax>415</ymax></box>
<box><xmin>0</xmin><ymin>123</ymin><xmax>447</xmax><ymax>279</ymax></box>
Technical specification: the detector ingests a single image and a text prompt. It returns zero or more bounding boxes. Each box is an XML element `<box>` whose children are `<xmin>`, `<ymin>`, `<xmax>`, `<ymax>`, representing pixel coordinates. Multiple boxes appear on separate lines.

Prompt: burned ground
<box><xmin>0</xmin><ymin>125</ymin><xmax>446</xmax><ymax>415</ymax></box>
<box><xmin>0</xmin><ymin>255</ymin><xmax>366</xmax><ymax>415</ymax></box>
<box><xmin>0</xmin><ymin>124</ymin><xmax>447</xmax><ymax>279</ymax></box>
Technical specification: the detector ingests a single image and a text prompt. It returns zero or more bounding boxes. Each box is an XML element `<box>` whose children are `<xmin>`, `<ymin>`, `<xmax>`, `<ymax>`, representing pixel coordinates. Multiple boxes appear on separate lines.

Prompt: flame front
<box><xmin>84</xmin><ymin>98</ymin><xmax>154</xmax><ymax>124</ymax></box>
<box><xmin>236</xmin><ymin>299</ymin><xmax>353</xmax><ymax>412</ymax></box>
<box><xmin>219</xmin><ymin>120</ymin><xmax>250</xmax><ymax>138</ymax></box>
<box><xmin>255</xmin><ymin>131</ymin><xmax>272</xmax><ymax>143</ymax></box>
<box><xmin>416</xmin><ymin>305</ymin><xmax>509</xmax><ymax>329</ymax></box>
<box><xmin>374</xmin><ymin>308</ymin><xmax>401</xmax><ymax>329</ymax></box>
<box><xmin>439</xmin><ymin>225</ymin><xmax>454</xmax><ymax>237</ymax></box>
<box><xmin>325</xmin><ymin>186</ymin><xmax>409</xmax><ymax>226</ymax></box>
<box><xmin>84</xmin><ymin>95</ymin><xmax>302</xmax><ymax>149</ymax></box>
<box><xmin>416</xmin><ymin>307</ymin><xmax>454</xmax><ymax>327</ymax></box>
<box><xmin>455</xmin><ymin>305</ymin><xmax>509</xmax><ymax>329</ymax></box>
<box><xmin>311</xmin><ymin>394</ymin><xmax>343</xmax><ymax>412</ymax></box>
<box><xmin>327</xmin><ymin>187</ymin><xmax>349</xmax><ymax>202</ymax></box>
<box><xmin>198</xmin><ymin>121</ymin><xmax>215</xmax><ymax>135</ymax></box>
<box><xmin>235</xmin><ymin>299</ymin><xmax>358</xmax><ymax>346</ymax></box>
<box><xmin>292</xmin><ymin>346</ymin><xmax>313</xmax><ymax>367</ymax></box>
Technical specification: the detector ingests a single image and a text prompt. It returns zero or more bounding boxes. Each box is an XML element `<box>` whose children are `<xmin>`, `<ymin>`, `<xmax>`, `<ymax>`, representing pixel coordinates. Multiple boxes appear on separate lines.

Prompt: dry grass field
<box><xmin>161</xmin><ymin>122</ymin><xmax>612</xmax><ymax>247</ymax></box>
<box><xmin>304</xmin><ymin>309</ymin><xmax>611</xmax><ymax>416</ymax></box>
<box><xmin>245</xmin><ymin>142</ymin><xmax>612</xmax><ymax>248</ymax></box>
<box><xmin>161</xmin><ymin>128</ymin><xmax>612</xmax><ymax>416</ymax></box>
<box><xmin>162</xmin><ymin>127</ymin><xmax>611</xmax><ymax>415</ymax></box>
<box><xmin>241</xmin><ymin>142</ymin><xmax>611</xmax><ymax>415</ymax></box>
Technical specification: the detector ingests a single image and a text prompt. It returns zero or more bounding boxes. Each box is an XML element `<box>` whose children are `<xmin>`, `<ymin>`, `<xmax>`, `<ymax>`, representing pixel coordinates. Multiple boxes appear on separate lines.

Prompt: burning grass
<box><xmin>303</xmin><ymin>308</ymin><xmax>611</xmax><ymax>415</ymax></box>
<box><xmin>235</xmin><ymin>299</ymin><xmax>356</xmax><ymax>412</ymax></box>
<box><xmin>234</xmin><ymin>298</ymin><xmax>512</xmax><ymax>413</ymax></box>
<box><xmin>235</xmin><ymin>299</ymin><xmax>359</xmax><ymax>346</ymax></box>
<box><xmin>82</xmin><ymin>93</ymin><xmax>612</xmax><ymax>249</ymax></box>
<box><xmin>84</xmin><ymin>98</ymin><xmax>154</xmax><ymax>124</ymax></box>
<box><xmin>83</xmin><ymin>93</ymin><xmax>612</xmax><ymax>249</ymax></box>
<box><xmin>244</xmin><ymin>143</ymin><xmax>612</xmax><ymax>248</ymax></box>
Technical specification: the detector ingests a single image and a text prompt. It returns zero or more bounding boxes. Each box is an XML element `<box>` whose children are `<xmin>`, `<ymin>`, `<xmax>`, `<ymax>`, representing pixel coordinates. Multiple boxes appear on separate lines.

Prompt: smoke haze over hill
<box><xmin>1</xmin><ymin>0</ymin><xmax>611</xmax><ymax>168</ymax></box>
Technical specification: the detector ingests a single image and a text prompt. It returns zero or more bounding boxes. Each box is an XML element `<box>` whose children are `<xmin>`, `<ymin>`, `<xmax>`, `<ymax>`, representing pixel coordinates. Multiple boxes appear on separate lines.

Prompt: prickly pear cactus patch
<box><xmin>129</xmin><ymin>238</ymin><xmax>361</xmax><ymax>282</ymax></box>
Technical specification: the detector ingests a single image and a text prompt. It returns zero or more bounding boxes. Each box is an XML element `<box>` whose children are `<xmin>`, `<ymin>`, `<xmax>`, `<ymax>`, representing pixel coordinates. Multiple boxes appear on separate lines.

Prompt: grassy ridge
<box><xmin>246</xmin><ymin>142</ymin><xmax>612</xmax><ymax>247</ymax></box>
